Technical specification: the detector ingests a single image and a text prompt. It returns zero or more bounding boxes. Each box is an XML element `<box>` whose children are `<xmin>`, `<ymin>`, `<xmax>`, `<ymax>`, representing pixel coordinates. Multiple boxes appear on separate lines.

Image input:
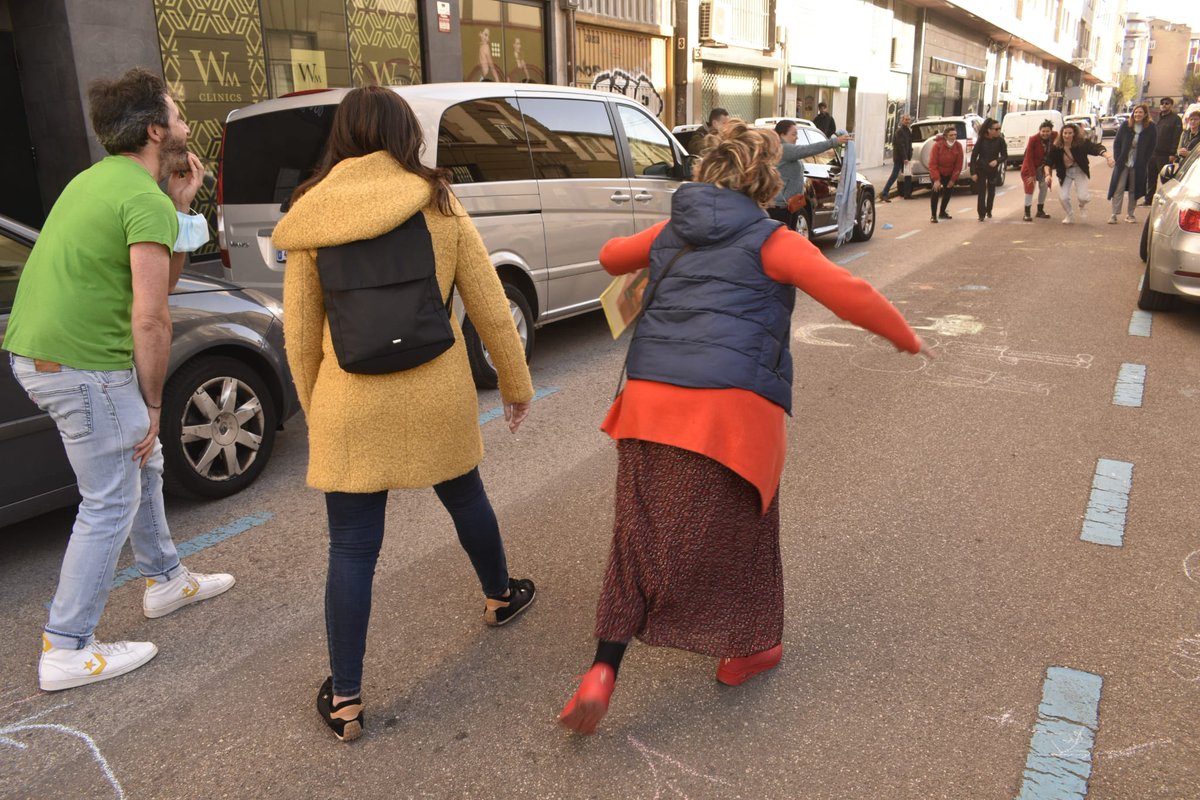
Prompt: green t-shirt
<box><xmin>3</xmin><ymin>156</ymin><xmax>178</xmax><ymax>370</ymax></box>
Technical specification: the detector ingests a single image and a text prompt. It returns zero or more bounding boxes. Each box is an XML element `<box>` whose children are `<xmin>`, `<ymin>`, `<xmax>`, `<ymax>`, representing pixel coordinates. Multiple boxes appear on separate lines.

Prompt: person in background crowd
<box><xmin>1107</xmin><ymin>103</ymin><xmax>1156</xmax><ymax>224</ymax></box>
<box><xmin>768</xmin><ymin>119</ymin><xmax>850</xmax><ymax>229</ymax></box>
<box><xmin>1178</xmin><ymin>105</ymin><xmax>1200</xmax><ymax>159</ymax></box>
<box><xmin>969</xmin><ymin>118</ymin><xmax>1007</xmax><ymax>221</ymax></box>
<box><xmin>556</xmin><ymin>118</ymin><xmax>929</xmax><ymax>736</ymax></box>
<box><xmin>1021</xmin><ymin>120</ymin><xmax>1057</xmax><ymax>221</ymax></box>
<box><xmin>813</xmin><ymin>102</ymin><xmax>837</xmax><ymax>138</ymax></box>
<box><xmin>1146</xmin><ymin>97</ymin><xmax>1181</xmax><ymax>201</ymax></box>
<box><xmin>880</xmin><ymin>113</ymin><xmax>912</xmax><ymax>202</ymax></box>
<box><xmin>928</xmin><ymin>125</ymin><xmax>962</xmax><ymax>224</ymax></box>
<box><xmin>687</xmin><ymin>107</ymin><xmax>731</xmax><ymax>155</ymax></box>
<box><xmin>272</xmin><ymin>86</ymin><xmax>536</xmax><ymax>743</ymax></box>
<box><xmin>1042</xmin><ymin>122</ymin><xmax>1113</xmax><ymax>225</ymax></box>
<box><xmin>2</xmin><ymin>67</ymin><xmax>234</xmax><ymax>692</ymax></box>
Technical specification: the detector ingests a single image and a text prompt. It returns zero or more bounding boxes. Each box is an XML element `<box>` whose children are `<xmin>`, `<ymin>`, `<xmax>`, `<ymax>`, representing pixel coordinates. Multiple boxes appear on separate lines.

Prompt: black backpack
<box><xmin>316</xmin><ymin>213</ymin><xmax>455</xmax><ymax>374</ymax></box>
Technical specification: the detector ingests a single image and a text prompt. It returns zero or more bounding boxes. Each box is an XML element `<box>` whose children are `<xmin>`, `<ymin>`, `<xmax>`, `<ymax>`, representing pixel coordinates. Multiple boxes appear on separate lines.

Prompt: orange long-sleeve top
<box><xmin>600</xmin><ymin>219</ymin><xmax>921</xmax><ymax>513</ymax></box>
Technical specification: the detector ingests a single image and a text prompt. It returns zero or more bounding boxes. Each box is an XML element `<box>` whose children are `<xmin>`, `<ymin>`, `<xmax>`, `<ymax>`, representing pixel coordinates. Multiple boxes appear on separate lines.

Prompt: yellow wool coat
<box><xmin>272</xmin><ymin>152</ymin><xmax>534</xmax><ymax>492</ymax></box>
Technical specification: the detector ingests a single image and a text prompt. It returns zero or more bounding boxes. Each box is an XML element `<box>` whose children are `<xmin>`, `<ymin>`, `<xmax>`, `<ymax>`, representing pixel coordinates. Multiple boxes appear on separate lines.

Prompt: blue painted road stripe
<box><xmin>1112</xmin><ymin>363</ymin><xmax>1146</xmax><ymax>407</ymax></box>
<box><xmin>1080</xmin><ymin>459</ymin><xmax>1133</xmax><ymax>547</ymax></box>
<box><xmin>895</xmin><ymin>230</ymin><xmax>920</xmax><ymax>240</ymax></box>
<box><xmin>1017</xmin><ymin>667</ymin><xmax>1104</xmax><ymax>800</ymax></box>
<box><xmin>835</xmin><ymin>251</ymin><xmax>868</xmax><ymax>266</ymax></box>
<box><xmin>1127</xmin><ymin>310</ymin><xmax>1152</xmax><ymax>337</ymax></box>
<box><xmin>111</xmin><ymin>512</ymin><xmax>274</xmax><ymax>591</ymax></box>
<box><xmin>478</xmin><ymin>385</ymin><xmax>559</xmax><ymax>426</ymax></box>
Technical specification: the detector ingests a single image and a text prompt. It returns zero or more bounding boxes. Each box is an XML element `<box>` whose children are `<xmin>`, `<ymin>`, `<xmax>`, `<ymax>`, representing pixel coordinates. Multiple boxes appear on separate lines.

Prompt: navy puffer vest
<box><xmin>626</xmin><ymin>182</ymin><xmax>796</xmax><ymax>412</ymax></box>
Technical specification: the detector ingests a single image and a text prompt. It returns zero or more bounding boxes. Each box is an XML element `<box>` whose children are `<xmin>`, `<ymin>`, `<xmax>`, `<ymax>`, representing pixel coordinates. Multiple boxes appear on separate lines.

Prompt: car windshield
<box><xmin>911</xmin><ymin>121</ymin><xmax>965</xmax><ymax>142</ymax></box>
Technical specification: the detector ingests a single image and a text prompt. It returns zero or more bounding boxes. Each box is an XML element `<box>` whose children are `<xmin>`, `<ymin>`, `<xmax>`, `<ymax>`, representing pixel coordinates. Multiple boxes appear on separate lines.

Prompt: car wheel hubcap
<box><xmin>483</xmin><ymin>298</ymin><xmax>528</xmax><ymax>370</ymax></box>
<box><xmin>796</xmin><ymin>215</ymin><xmax>810</xmax><ymax>238</ymax></box>
<box><xmin>179</xmin><ymin>376</ymin><xmax>265</xmax><ymax>482</ymax></box>
<box><xmin>860</xmin><ymin>200</ymin><xmax>874</xmax><ymax>234</ymax></box>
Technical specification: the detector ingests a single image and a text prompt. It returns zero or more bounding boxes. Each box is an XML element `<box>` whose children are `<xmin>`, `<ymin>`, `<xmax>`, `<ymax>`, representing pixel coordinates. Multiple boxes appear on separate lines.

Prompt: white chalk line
<box><xmin>628</xmin><ymin>734</ymin><xmax>733</xmax><ymax>800</ymax></box>
<box><xmin>0</xmin><ymin>704</ymin><xmax>125</xmax><ymax>799</ymax></box>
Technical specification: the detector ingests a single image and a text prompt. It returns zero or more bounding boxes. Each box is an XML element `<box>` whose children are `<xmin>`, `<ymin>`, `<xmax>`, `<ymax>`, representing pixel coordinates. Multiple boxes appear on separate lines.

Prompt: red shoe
<box><xmin>558</xmin><ymin>663</ymin><xmax>616</xmax><ymax>735</ymax></box>
<box><xmin>716</xmin><ymin>644</ymin><xmax>783</xmax><ymax>686</ymax></box>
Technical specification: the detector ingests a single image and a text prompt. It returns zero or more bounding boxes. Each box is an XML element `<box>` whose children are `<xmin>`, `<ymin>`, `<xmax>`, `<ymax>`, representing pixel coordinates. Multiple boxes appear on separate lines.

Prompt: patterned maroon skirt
<box><xmin>594</xmin><ymin>439</ymin><xmax>783</xmax><ymax>658</ymax></box>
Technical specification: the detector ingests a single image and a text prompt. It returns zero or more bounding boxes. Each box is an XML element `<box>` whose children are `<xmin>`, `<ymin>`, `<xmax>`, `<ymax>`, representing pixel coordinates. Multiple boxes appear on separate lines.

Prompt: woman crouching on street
<box><xmin>557</xmin><ymin>119</ymin><xmax>930</xmax><ymax>735</ymax></box>
<box><xmin>272</xmin><ymin>86</ymin><xmax>536</xmax><ymax>742</ymax></box>
<box><xmin>928</xmin><ymin>125</ymin><xmax>963</xmax><ymax>223</ymax></box>
<box><xmin>1043</xmin><ymin>122</ymin><xmax>1113</xmax><ymax>224</ymax></box>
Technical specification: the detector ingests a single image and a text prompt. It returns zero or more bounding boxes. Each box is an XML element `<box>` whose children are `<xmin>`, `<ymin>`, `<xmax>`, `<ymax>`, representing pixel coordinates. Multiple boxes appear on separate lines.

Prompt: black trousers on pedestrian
<box><xmin>976</xmin><ymin>174</ymin><xmax>997</xmax><ymax>218</ymax></box>
<box><xmin>929</xmin><ymin>182</ymin><xmax>952</xmax><ymax>217</ymax></box>
<box><xmin>1146</xmin><ymin>152</ymin><xmax>1170</xmax><ymax>200</ymax></box>
<box><xmin>767</xmin><ymin>205</ymin><xmax>795</xmax><ymax>229</ymax></box>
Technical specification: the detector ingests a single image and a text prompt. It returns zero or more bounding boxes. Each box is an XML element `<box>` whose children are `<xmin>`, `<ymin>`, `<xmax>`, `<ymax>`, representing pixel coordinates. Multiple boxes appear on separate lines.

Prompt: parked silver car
<box><xmin>1138</xmin><ymin>150</ymin><xmax>1200</xmax><ymax>310</ymax></box>
<box><xmin>218</xmin><ymin>83</ymin><xmax>691</xmax><ymax>389</ymax></box>
<box><xmin>0</xmin><ymin>214</ymin><xmax>300</xmax><ymax>527</ymax></box>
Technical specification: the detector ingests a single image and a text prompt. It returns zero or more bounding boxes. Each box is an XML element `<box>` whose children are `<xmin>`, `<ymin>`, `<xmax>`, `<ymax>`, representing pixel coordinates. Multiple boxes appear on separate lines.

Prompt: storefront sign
<box><xmin>437</xmin><ymin>1</ymin><xmax>451</xmax><ymax>33</ymax></box>
<box><xmin>290</xmin><ymin>48</ymin><xmax>328</xmax><ymax>91</ymax></box>
<box><xmin>788</xmin><ymin>67</ymin><xmax>849</xmax><ymax>88</ymax></box>
<box><xmin>928</xmin><ymin>56</ymin><xmax>986</xmax><ymax>83</ymax></box>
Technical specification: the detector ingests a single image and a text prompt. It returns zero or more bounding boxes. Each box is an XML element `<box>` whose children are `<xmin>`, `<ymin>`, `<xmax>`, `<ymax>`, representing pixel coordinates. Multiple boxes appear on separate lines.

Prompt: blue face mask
<box><xmin>173</xmin><ymin>211</ymin><xmax>210</xmax><ymax>253</ymax></box>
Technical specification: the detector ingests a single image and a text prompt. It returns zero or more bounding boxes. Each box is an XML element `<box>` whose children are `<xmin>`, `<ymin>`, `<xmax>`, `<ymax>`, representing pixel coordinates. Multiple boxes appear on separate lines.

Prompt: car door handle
<box><xmin>633</xmin><ymin>192</ymin><xmax>653</xmax><ymax>203</ymax></box>
<box><xmin>610</xmin><ymin>192</ymin><xmax>632</xmax><ymax>204</ymax></box>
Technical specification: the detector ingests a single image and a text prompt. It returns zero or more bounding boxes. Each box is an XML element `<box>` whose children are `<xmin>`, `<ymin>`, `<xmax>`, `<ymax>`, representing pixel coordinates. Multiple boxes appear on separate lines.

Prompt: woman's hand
<box><xmin>504</xmin><ymin>401</ymin><xmax>531</xmax><ymax>433</ymax></box>
<box><xmin>932</xmin><ymin>181</ymin><xmax>942</xmax><ymax>192</ymax></box>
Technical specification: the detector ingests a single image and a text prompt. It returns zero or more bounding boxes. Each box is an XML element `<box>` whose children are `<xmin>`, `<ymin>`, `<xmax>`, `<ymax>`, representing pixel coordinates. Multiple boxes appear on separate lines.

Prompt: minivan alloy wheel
<box><xmin>464</xmin><ymin>281</ymin><xmax>535</xmax><ymax>390</ymax></box>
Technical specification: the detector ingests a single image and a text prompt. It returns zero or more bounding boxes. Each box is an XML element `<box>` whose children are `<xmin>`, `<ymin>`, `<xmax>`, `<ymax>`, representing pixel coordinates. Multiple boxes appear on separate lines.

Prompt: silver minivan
<box><xmin>216</xmin><ymin>83</ymin><xmax>691</xmax><ymax>387</ymax></box>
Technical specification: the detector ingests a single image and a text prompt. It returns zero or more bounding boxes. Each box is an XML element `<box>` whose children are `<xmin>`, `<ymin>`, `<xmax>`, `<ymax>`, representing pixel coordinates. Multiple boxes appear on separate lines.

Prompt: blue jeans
<box><xmin>324</xmin><ymin>467</ymin><xmax>509</xmax><ymax>696</ymax></box>
<box><xmin>11</xmin><ymin>355</ymin><xmax>183</xmax><ymax>649</ymax></box>
<box><xmin>881</xmin><ymin>160</ymin><xmax>905</xmax><ymax>198</ymax></box>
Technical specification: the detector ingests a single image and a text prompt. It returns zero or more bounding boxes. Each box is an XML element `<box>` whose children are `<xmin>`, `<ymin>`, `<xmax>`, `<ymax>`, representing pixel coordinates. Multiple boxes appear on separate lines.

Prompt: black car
<box><xmin>0</xmin><ymin>213</ymin><xmax>300</xmax><ymax>527</ymax></box>
<box><xmin>787</xmin><ymin>127</ymin><xmax>876</xmax><ymax>243</ymax></box>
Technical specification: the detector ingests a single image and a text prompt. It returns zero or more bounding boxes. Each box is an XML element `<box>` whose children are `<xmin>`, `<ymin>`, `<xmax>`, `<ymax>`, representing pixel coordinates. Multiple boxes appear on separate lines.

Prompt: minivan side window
<box><xmin>0</xmin><ymin>233</ymin><xmax>31</xmax><ymax>313</ymax></box>
<box><xmin>617</xmin><ymin>105</ymin><xmax>677</xmax><ymax>178</ymax></box>
<box><xmin>436</xmin><ymin>98</ymin><xmax>536</xmax><ymax>184</ymax></box>
<box><xmin>517</xmin><ymin>98</ymin><xmax>622</xmax><ymax>180</ymax></box>
<box><xmin>222</xmin><ymin>105</ymin><xmax>336</xmax><ymax>205</ymax></box>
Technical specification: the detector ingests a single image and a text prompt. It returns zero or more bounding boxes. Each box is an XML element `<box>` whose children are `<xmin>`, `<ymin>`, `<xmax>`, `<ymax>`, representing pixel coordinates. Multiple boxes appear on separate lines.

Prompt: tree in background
<box><xmin>1184</xmin><ymin>71</ymin><xmax>1200</xmax><ymax>105</ymax></box>
<box><xmin>1113</xmin><ymin>74</ymin><xmax>1138</xmax><ymax>112</ymax></box>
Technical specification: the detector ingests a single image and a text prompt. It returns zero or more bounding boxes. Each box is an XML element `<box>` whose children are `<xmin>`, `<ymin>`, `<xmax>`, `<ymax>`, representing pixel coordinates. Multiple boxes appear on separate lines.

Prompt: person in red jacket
<box><xmin>928</xmin><ymin>126</ymin><xmax>963</xmax><ymax>223</ymax></box>
<box><xmin>1021</xmin><ymin>120</ymin><xmax>1056</xmax><ymax>221</ymax></box>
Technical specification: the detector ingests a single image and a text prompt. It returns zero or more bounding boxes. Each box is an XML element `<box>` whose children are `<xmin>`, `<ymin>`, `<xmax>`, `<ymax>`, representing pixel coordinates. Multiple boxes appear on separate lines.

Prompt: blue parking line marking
<box><xmin>110</xmin><ymin>513</ymin><xmax>275</xmax><ymax>590</ymax></box>
<box><xmin>1128</xmin><ymin>310</ymin><xmax>1152</xmax><ymax>337</ymax></box>
<box><xmin>895</xmin><ymin>230</ymin><xmax>920</xmax><ymax>240</ymax></box>
<box><xmin>835</xmin><ymin>251</ymin><xmax>868</xmax><ymax>266</ymax></box>
<box><xmin>1112</xmin><ymin>363</ymin><xmax>1146</xmax><ymax>407</ymax></box>
<box><xmin>478</xmin><ymin>385</ymin><xmax>559</xmax><ymax>425</ymax></box>
<box><xmin>1080</xmin><ymin>459</ymin><xmax>1133</xmax><ymax>547</ymax></box>
<box><xmin>1017</xmin><ymin>667</ymin><xmax>1104</xmax><ymax>800</ymax></box>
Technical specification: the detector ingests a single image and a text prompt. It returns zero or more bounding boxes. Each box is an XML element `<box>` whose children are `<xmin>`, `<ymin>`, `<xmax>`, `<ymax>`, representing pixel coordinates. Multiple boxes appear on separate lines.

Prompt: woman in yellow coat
<box><xmin>272</xmin><ymin>87</ymin><xmax>536</xmax><ymax>742</ymax></box>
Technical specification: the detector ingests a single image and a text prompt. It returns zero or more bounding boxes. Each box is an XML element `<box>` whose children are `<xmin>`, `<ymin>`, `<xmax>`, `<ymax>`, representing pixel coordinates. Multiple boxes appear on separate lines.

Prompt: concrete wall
<box><xmin>1145</xmin><ymin>21</ymin><xmax>1192</xmax><ymax>101</ymax></box>
<box><xmin>10</xmin><ymin>0</ymin><xmax>162</xmax><ymax>211</ymax></box>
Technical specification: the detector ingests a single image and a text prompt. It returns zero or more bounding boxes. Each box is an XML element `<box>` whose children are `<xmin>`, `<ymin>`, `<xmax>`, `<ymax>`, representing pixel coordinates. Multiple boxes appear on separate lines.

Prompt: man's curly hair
<box><xmin>88</xmin><ymin>67</ymin><xmax>171</xmax><ymax>155</ymax></box>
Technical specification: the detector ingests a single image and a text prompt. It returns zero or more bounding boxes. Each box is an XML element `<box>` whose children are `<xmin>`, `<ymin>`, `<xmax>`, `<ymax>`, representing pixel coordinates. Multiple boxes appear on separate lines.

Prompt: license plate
<box><xmin>916</xmin><ymin>176</ymin><xmax>931</xmax><ymax>185</ymax></box>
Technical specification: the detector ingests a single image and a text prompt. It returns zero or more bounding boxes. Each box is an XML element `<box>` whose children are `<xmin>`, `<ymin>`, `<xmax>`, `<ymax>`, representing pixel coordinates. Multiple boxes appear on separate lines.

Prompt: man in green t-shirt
<box><xmin>3</xmin><ymin>67</ymin><xmax>236</xmax><ymax>691</ymax></box>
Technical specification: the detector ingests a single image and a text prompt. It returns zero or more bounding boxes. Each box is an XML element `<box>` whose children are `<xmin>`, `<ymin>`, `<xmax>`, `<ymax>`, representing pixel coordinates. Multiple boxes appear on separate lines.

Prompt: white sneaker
<box><xmin>144</xmin><ymin>567</ymin><xmax>235</xmax><ymax>619</ymax></box>
<box><xmin>39</xmin><ymin>635</ymin><xmax>157</xmax><ymax>691</ymax></box>
<box><xmin>1108</xmin><ymin>214</ymin><xmax>1118</xmax><ymax>224</ymax></box>
<box><xmin>1062</xmin><ymin>215</ymin><xmax>1074</xmax><ymax>224</ymax></box>
<box><xmin>1125</xmin><ymin>215</ymin><xmax>1137</xmax><ymax>223</ymax></box>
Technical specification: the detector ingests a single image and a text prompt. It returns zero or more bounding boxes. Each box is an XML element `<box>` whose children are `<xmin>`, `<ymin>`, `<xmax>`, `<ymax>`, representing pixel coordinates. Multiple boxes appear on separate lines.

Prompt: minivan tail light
<box><xmin>216</xmin><ymin>128</ymin><xmax>229</xmax><ymax>269</ymax></box>
<box><xmin>1181</xmin><ymin>208</ymin><xmax>1200</xmax><ymax>233</ymax></box>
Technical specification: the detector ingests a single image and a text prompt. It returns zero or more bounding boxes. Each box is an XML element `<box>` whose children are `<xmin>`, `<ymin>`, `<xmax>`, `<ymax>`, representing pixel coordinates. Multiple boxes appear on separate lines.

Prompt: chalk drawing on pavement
<box><xmin>628</xmin><ymin>734</ymin><xmax>734</xmax><ymax>799</ymax></box>
<box><xmin>0</xmin><ymin>704</ymin><xmax>125</xmax><ymax>799</ymax></box>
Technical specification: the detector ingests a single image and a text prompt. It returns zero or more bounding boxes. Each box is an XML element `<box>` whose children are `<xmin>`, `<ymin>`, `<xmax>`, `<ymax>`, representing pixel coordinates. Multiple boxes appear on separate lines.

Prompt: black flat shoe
<box><xmin>930</xmin><ymin>216</ymin><xmax>938</xmax><ymax>223</ymax></box>
<box><xmin>317</xmin><ymin>676</ymin><xmax>364</xmax><ymax>742</ymax></box>
<box><xmin>939</xmin><ymin>213</ymin><xmax>952</xmax><ymax>220</ymax></box>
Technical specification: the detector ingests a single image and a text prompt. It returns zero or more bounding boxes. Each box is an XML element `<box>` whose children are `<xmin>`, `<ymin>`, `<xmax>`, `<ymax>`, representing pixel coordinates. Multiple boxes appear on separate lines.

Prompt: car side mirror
<box><xmin>674</xmin><ymin>155</ymin><xmax>698</xmax><ymax>181</ymax></box>
<box><xmin>1160</xmin><ymin>163</ymin><xmax>1178</xmax><ymax>184</ymax></box>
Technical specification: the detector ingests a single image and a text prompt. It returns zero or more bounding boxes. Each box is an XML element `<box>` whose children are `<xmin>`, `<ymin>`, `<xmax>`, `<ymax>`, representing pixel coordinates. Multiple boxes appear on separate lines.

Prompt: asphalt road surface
<box><xmin>2</xmin><ymin>165</ymin><xmax>1198</xmax><ymax>799</ymax></box>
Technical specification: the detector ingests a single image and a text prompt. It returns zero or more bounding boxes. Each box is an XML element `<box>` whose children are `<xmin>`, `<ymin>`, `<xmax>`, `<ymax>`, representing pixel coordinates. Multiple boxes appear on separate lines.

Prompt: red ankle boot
<box><xmin>558</xmin><ymin>663</ymin><xmax>616</xmax><ymax>735</ymax></box>
<box><xmin>716</xmin><ymin>644</ymin><xmax>783</xmax><ymax>686</ymax></box>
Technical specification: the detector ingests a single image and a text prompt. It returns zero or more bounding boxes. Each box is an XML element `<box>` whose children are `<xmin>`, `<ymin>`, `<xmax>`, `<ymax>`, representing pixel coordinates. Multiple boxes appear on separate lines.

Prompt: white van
<box><xmin>1001</xmin><ymin>110</ymin><xmax>1065</xmax><ymax>166</ymax></box>
<box><xmin>217</xmin><ymin>83</ymin><xmax>691</xmax><ymax>388</ymax></box>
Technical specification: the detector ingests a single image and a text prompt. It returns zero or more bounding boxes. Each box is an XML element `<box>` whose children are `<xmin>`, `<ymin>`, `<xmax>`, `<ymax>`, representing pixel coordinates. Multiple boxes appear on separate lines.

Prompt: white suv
<box><xmin>907</xmin><ymin>115</ymin><xmax>1003</xmax><ymax>193</ymax></box>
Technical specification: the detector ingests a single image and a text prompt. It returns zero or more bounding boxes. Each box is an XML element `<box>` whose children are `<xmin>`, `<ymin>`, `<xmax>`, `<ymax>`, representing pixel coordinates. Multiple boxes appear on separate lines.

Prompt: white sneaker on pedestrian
<box><xmin>1062</xmin><ymin>215</ymin><xmax>1074</xmax><ymax>224</ymax></box>
<box><xmin>1108</xmin><ymin>214</ymin><xmax>1118</xmax><ymax>224</ymax></box>
<box><xmin>1125</xmin><ymin>215</ymin><xmax>1137</xmax><ymax>223</ymax></box>
<box><xmin>143</xmin><ymin>567</ymin><xmax>235</xmax><ymax>619</ymax></box>
<box><xmin>39</xmin><ymin>635</ymin><xmax>158</xmax><ymax>691</ymax></box>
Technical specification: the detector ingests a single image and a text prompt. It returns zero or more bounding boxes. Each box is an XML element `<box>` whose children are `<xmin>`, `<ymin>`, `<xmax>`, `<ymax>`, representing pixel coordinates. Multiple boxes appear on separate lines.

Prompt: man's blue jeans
<box><xmin>881</xmin><ymin>160</ymin><xmax>905</xmax><ymax>199</ymax></box>
<box><xmin>11</xmin><ymin>355</ymin><xmax>183</xmax><ymax>650</ymax></box>
<box><xmin>324</xmin><ymin>468</ymin><xmax>510</xmax><ymax>696</ymax></box>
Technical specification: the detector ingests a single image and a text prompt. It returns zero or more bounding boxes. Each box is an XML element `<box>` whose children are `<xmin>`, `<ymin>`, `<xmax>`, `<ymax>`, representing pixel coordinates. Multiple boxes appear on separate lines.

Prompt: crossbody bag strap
<box><xmin>613</xmin><ymin>243</ymin><xmax>695</xmax><ymax>401</ymax></box>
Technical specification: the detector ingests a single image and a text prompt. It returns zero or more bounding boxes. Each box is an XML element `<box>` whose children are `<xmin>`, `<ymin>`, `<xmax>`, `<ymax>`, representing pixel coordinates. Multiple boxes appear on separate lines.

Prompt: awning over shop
<box><xmin>789</xmin><ymin>66</ymin><xmax>849</xmax><ymax>88</ymax></box>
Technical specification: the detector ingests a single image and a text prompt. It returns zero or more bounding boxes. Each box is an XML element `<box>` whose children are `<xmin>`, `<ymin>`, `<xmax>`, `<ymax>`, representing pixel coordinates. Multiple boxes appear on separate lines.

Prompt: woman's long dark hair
<box><xmin>292</xmin><ymin>86</ymin><xmax>455</xmax><ymax>215</ymax></box>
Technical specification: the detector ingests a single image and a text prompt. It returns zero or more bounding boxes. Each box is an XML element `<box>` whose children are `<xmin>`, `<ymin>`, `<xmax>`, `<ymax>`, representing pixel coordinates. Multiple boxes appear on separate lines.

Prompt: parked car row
<box><xmin>0</xmin><ymin>214</ymin><xmax>300</xmax><ymax>527</ymax></box>
<box><xmin>1138</xmin><ymin>148</ymin><xmax>1200</xmax><ymax>310</ymax></box>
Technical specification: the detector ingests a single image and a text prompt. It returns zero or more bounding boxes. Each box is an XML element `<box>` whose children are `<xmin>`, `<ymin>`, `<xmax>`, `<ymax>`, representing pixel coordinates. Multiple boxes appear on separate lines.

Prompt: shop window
<box><xmin>461</xmin><ymin>0</ymin><xmax>544</xmax><ymax>83</ymax></box>
<box><xmin>262</xmin><ymin>0</ymin><xmax>352</xmax><ymax>96</ymax></box>
<box><xmin>617</xmin><ymin>105</ymin><xmax>676</xmax><ymax>177</ymax></box>
<box><xmin>347</xmin><ymin>0</ymin><xmax>423</xmax><ymax>86</ymax></box>
<box><xmin>436</xmin><ymin>98</ymin><xmax>536</xmax><ymax>183</ymax></box>
<box><xmin>518</xmin><ymin>98</ymin><xmax>621</xmax><ymax>179</ymax></box>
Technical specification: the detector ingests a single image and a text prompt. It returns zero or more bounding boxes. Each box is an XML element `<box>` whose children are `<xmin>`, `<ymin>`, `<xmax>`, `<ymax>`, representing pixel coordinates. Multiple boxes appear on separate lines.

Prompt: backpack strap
<box><xmin>612</xmin><ymin>243</ymin><xmax>694</xmax><ymax>400</ymax></box>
